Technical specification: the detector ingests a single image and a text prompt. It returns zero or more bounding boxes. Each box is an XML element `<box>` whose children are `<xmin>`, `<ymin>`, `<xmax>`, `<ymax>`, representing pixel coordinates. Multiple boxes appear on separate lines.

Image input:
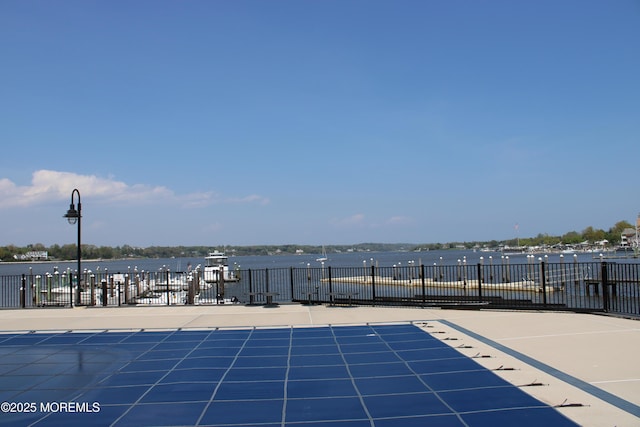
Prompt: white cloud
<box><xmin>0</xmin><ymin>170</ymin><xmax>268</xmax><ymax>209</ymax></box>
<box><xmin>180</xmin><ymin>191</ymin><xmax>216</xmax><ymax>208</ymax></box>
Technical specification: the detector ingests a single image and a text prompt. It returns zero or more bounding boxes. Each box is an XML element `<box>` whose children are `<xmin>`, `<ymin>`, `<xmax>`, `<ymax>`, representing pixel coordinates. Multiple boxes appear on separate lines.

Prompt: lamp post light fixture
<box><xmin>63</xmin><ymin>188</ymin><xmax>81</xmax><ymax>306</ymax></box>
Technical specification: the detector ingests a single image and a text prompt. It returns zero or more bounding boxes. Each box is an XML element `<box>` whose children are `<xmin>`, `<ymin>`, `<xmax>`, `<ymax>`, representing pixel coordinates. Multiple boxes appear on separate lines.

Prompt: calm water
<box><xmin>1</xmin><ymin>249</ymin><xmax>636</xmax><ymax>276</ymax></box>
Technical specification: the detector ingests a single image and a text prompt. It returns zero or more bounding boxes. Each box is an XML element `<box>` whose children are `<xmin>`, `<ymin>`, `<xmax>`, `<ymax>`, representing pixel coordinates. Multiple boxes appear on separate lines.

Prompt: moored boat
<box><xmin>203</xmin><ymin>251</ymin><xmax>240</xmax><ymax>283</ymax></box>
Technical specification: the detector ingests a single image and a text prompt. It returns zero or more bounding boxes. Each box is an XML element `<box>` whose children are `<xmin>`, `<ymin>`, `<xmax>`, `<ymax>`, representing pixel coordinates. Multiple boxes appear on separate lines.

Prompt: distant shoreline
<box><xmin>0</xmin><ymin>258</ymin><xmax>130</xmax><ymax>265</ymax></box>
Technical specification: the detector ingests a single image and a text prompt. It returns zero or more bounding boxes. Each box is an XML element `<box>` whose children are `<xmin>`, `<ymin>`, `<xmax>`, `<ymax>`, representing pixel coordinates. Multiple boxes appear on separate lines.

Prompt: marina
<box><xmin>2</xmin><ymin>248</ymin><xmax>639</xmax><ymax>277</ymax></box>
<box><xmin>1</xmin><ymin>250</ymin><xmax>639</xmax><ymax>317</ymax></box>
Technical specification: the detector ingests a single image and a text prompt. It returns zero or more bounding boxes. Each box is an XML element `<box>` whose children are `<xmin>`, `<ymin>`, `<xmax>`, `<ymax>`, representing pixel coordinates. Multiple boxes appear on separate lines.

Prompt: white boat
<box><xmin>134</xmin><ymin>289</ymin><xmax>187</xmax><ymax>305</ymax></box>
<box><xmin>203</xmin><ymin>251</ymin><xmax>240</xmax><ymax>283</ymax></box>
<box><xmin>39</xmin><ymin>287</ymin><xmax>72</xmax><ymax>305</ymax></box>
<box><xmin>150</xmin><ymin>275</ymin><xmax>190</xmax><ymax>291</ymax></box>
<box><xmin>316</xmin><ymin>246</ymin><xmax>328</xmax><ymax>262</ymax></box>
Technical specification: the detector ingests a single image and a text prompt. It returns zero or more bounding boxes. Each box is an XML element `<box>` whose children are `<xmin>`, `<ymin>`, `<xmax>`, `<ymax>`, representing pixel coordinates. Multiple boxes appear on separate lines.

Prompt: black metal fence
<box><xmin>2</xmin><ymin>261</ymin><xmax>639</xmax><ymax>318</ymax></box>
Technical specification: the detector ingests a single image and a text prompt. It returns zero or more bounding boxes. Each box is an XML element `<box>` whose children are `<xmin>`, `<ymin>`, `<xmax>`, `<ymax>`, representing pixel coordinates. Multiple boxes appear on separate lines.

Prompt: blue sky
<box><xmin>1</xmin><ymin>0</ymin><xmax>639</xmax><ymax>247</ymax></box>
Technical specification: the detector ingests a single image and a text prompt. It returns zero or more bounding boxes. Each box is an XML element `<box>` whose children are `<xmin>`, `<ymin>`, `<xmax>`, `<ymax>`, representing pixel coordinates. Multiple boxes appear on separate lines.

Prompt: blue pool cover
<box><xmin>0</xmin><ymin>323</ymin><xmax>578</xmax><ymax>426</ymax></box>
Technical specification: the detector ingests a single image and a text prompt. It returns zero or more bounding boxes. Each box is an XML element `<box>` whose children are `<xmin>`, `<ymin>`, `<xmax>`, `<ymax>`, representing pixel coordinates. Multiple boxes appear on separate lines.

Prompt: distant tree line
<box><xmin>0</xmin><ymin>220</ymin><xmax>634</xmax><ymax>262</ymax></box>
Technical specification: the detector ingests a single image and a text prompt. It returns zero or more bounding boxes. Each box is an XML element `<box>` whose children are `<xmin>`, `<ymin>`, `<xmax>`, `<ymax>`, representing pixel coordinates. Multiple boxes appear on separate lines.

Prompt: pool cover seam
<box><xmin>194</xmin><ymin>327</ymin><xmax>255</xmax><ymax>426</ymax></box>
<box><xmin>438</xmin><ymin>319</ymin><xmax>640</xmax><ymax>418</ymax></box>
<box><xmin>330</xmin><ymin>324</ymin><xmax>375</xmax><ymax>427</ymax></box>
<box><xmin>377</xmin><ymin>324</ymin><xmax>471</xmax><ymax>426</ymax></box>
<box><xmin>280</xmin><ymin>326</ymin><xmax>293</xmax><ymax>427</ymax></box>
<box><xmin>108</xmin><ymin>328</ymin><xmax>215</xmax><ymax>426</ymax></box>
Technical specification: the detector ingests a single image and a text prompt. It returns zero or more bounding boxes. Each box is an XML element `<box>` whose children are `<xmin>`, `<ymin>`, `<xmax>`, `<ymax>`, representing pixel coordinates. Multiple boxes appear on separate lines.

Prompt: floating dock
<box><xmin>322</xmin><ymin>276</ymin><xmax>562</xmax><ymax>292</ymax></box>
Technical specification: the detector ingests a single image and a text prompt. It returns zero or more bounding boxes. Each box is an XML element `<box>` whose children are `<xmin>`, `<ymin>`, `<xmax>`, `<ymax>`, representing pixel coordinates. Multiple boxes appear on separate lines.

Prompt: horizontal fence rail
<box><xmin>1</xmin><ymin>262</ymin><xmax>638</xmax><ymax>317</ymax></box>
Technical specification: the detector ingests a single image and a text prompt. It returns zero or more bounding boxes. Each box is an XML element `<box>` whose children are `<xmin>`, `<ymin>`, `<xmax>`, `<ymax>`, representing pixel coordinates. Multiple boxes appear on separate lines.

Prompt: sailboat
<box><xmin>316</xmin><ymin>246</ymin><xmax>328</xmax><ymax>262</ymax></box>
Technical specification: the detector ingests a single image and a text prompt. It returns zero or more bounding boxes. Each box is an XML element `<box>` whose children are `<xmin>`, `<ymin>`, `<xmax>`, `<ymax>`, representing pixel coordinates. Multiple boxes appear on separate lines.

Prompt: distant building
<box><xmin>620</xmin><ymin>228</ymin><xmax>638</xmax><ymax>248</ymax></box>
<box><xmin>13</xmin><ymin>251</ymin><xmax>49</xmax><ymax>261</ymax></box>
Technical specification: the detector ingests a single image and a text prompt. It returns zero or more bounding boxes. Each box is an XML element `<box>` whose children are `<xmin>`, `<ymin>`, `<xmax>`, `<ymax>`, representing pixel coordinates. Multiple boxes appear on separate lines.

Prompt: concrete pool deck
<box><xmin>1</xmin><ymin>305</ymin><xmax>638</xmax><ymax>426</ymax></box>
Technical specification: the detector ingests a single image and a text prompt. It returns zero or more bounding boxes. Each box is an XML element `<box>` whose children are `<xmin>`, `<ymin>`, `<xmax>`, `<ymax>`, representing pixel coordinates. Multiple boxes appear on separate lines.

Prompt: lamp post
<box><xmin>63</xmin><ymin>189</ymin><xmax>81</xmax><ymax>306</ymax></box>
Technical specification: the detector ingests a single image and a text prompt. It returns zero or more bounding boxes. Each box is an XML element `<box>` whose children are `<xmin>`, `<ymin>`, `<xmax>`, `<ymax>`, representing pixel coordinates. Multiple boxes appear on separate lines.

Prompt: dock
<box><xmin>322</xmin><ymin>275</ymin><xmax>562</xmax><ymax>292</ymax></box>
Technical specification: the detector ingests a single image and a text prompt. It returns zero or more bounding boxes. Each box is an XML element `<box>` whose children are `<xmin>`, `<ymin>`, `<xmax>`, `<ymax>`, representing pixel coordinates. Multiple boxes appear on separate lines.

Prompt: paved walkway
<box><xmin>1</xmin><ymin>305</ymin><xmax>638</xmax><ymax>426</ymax></box>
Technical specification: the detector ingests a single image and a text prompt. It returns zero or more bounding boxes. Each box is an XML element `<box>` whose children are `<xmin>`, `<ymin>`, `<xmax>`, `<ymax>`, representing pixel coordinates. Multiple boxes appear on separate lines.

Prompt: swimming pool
<box><xmin>0</xmin><ymin>323</ymin><xmax>578</xmax><ymax>426</ymax></box>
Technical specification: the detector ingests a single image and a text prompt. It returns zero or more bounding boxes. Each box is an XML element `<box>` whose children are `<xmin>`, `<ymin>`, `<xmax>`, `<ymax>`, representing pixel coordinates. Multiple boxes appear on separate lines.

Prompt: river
<box><xmin>1</xmin><ymin>249</ymin><xmax>636</xmax><ymax>277</ymax></box>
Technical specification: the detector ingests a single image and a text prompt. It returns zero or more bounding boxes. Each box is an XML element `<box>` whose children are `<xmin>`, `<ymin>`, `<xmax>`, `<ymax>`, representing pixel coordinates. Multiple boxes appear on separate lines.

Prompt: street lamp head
<box><xmin>64</xmin><ymin>204</ymin><xmax>80</xmax><ymax>225</ymax></box>
<box><xmin>63</xmin><ymin>189</ymin><xmax>81</xmax><ymax>225</ymax></box>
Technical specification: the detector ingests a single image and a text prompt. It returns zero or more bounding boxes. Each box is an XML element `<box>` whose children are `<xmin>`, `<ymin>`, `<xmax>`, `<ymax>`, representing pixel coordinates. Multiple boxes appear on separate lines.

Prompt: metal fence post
<box><xmin>540</xmin><ymin>261</ymin><xmax>547</xmax><ymax>306</ymax></box>
<box><xmin>476</xmin><ymin>264</ymin><xmax>483</xmax><ymax>304</ymax></box>
<box><xmin>69</xmin><ymin>271</ymin><xmax>74</xmax><ymax>308</ymax></box>
<box><xmin>248</xmin><ymin>269</ymin><xmax>253</xmax><ymax>304</ymax></box>
<box><xmin>20</xmin><ymin>274</ymin><xmax>26</xmax><ymax>308</ymax></box>
<box><xmin>101</xmin><ymin>279</ymin><xmax>108</xmax><ymax>306</ymax></box>
<box><xmin>166</xmin><ymin>269</ymin><xmax>170</xmax><ymax>306</ymax></box>
<box><xmin>290</xmin><ymin>267</ymin><xmax>295</xmax><ymax>300</ymax></box>
<box><xmin>371</xmin><ymin>265</ymin><xmax>376</xmax><ymax>305</ymax></box>
<box><xmin>601</xmin><ymin>262</ymin><xmax>610</xmax><ymax>312</ymax></box>
<box><xmin>421</xmin><ymin>264</ymin><xmax>426</xmax><ymax>306</ymax></box>
<box><xmin>218</xmin><ymin>271</ymin><xmax>225</xmax><ymax>303</ymax></box>
<box><xmin>328</xmin><ymin>266</ymin><xmax>332</xmax><ymax>303</ymax></box>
